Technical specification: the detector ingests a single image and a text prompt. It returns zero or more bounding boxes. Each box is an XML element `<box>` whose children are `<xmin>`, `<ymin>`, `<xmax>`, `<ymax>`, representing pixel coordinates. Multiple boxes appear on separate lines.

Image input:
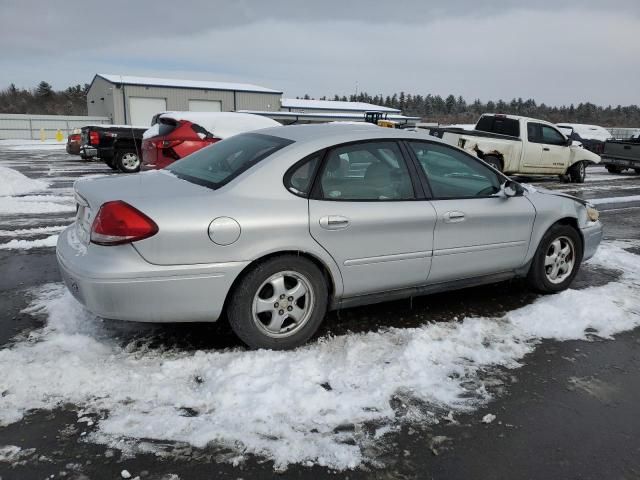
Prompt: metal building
<box><xmin>86</xmin><ymin>74</ymin><xmax>283</xmax><ymax>126</ymax></box>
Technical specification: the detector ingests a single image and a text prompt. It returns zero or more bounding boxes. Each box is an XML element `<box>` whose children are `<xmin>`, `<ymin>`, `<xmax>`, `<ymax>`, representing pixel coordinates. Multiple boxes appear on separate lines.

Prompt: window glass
<box><xmin>408</xmin><ymin>142</ymin><xmax>501</xmax><ymax>198</ymax></box>
<box><xmin>285</xmin><ymin>154</ymin><xmax>321</xmax><ymax>197</ymax></box>
<box><xmin>527</xmin><ymin>122</ymin><xmax>542</xmax><ymax>142</ymax></box>
<box><xmin>541</xmin><ymin>125</ymin><xmax>566</xmax><ymax>145</ymax></box>
<box><xmin>318</xmin><ymin>142</ymin><xmax>414</xmax><ymax>200</ymax></box>
<box><xmin>475</xmin><ymin>116</ymin><xmax>520</xmax><ymax>137</ymax></box>
<box><xmin>167</xmin><ymin>133</ymin><xmax>293</xmax><ymax>189</ymax></box>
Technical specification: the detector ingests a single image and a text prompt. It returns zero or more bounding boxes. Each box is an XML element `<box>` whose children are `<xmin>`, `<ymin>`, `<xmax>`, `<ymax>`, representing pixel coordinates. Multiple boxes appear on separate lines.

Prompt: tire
<box><xmin>559</xmin><ymin>174</ymin><xmax>571</xmax><ymax>183</ymax></box>
<box><xmin>227</xmin><ymin>255</ymin><xmax>328</xmax><ymax>350</ymax></box>
<box><xmin>116</xmin><ymin>150</ymin><xmax>141</xmax><ymax>173</ymax></box>
<box><xmin>606</xmin><ymin>165</ymin><xmax>623</xmax><ymax>174</ymax></box>
<box><xmin>104</xmin><ymin>158</ymin><xmax>119</xmax><ymax>170</ymax></box>
<box><xmin>634</xmin><ymin>168</ymin><xmax>640</xmax><ymax>175</ymax></box>
<box><xmin>527</xmin><ymin>224</ymin><xmax>583</xmax><ymax>294</ymax></box>
<box><xmin>483</xmin><ymin>155</ymin><xmax>502</xmax><ymax>172</ymax></box>
<box><xmin>568</xmin><ymin>161</ymin><xmax>586</xmax><ymax>183</ymax></box>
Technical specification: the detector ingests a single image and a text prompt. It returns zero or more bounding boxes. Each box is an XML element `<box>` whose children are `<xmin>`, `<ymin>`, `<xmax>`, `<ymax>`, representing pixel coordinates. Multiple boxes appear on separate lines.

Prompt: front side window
<box><xmin>317</xmin><ymin>141</ymin><xmax>415</xmax><ymax>201</ymax></box>
<box><xmin>167</xmin><ymin>133</ymin><xmax>293</xmax><ymax>189</ymax></box>
<box><xmin>541</xmin><ymin>125</ymin><xmax>567</xmax><ymax>146</ymax></box>
<box><xmin>408</xmin><ymin>141</ymin><xmax>501</xmax><ymax>198</ymax></box>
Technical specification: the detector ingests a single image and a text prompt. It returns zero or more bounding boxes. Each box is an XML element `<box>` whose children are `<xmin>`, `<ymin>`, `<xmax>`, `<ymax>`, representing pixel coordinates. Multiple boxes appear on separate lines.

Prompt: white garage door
<box><xmin>129</xmin><ymin>97</ymin><xmax>167</xmax><ymax>126</ymax></box>
<box><xmin>188</xmin><ymin>100</ymin><xmax>222</xmax><ymax>112</ymax></box>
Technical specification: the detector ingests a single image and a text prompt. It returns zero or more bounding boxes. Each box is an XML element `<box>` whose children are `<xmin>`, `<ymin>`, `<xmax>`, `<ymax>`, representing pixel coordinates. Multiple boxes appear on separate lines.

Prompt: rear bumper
<box><xmin>56</xmin><ymin>226</ymin><xmax>249</xmax><ymax>323</ymax></box>
<box><xmin>601</xmin><ymin>156</ymin><xmax>639</xmax><ymax>168</ymax></box>
<box><xmin>80</xmin><ymin>146</ymin><xmax>98</xmax><ymax>158</ymax></box>
<box><xmin>581</xmin><ymin>221</ymin><xmax>603</xmax><ymax>262</ymax></box>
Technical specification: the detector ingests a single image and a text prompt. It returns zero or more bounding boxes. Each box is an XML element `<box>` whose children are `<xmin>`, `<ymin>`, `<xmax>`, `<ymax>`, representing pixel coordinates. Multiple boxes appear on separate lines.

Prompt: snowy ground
<box><xmin>1</xmin><ymin>151</ymin><xmax>640</xmax><ymax>479</ymax></box>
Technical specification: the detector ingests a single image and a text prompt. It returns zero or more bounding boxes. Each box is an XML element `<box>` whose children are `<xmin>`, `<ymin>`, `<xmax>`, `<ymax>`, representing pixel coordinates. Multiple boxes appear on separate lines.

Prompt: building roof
<box><xmin>96</xmin><ymin>74</ymin><xmax>282</xmax><ymax>94</ymax></box>
<box><xmin>238</xmin><ymin>110</ymin><xmax>419</xmax><ymax>124</ymax></box>
<box><xmin>281</xmin><ymin>98</ymin><xmax>400</xmax><ymax>113</ymax></box>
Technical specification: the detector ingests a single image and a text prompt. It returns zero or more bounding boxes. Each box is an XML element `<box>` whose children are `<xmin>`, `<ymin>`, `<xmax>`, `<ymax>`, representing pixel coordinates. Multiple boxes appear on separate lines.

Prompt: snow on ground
<box><xmin>0</xmin><ymin>195</ymin><xmax>75</xmax><ymax>215</ymax></box>
<box><xmin>590</xmin><ymin>195</ymin><xmax>640</xmax><ymax>205</ymax></box>
<box><xmin>0</xmin><ymin>234</ymin><xmax>58</xmax><ymax>250</ymax></box>
<box><xmin>0</xmin><ymin>225</ymin><xmax>66</xmax><ymax>237</ymax></box>
<box><xmin>0</xmin><ymin>139</ymin><xmax>66</xmax><ymax>151</ymax></box>
<box><xmin>0</xmin><ymin>166</ymin><xmax>49</xmax><ymax>196</ymax></box>
<box><xmin>0</xmin><ymin>242</ymin><xmax>638</xmax><ymax>470</ymax></box>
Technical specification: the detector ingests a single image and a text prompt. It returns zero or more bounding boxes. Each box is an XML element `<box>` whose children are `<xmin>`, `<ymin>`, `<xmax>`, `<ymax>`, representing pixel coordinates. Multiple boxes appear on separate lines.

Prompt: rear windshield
<box><xmin>475</xmin><ymin>116</ymin><xmax>520</xmax><ymax>137</ymax></box>
<box><xmin>167</xmin><ymin>133</ymin><xmax>293</xmax><ymax>189</ymax></box>
<box><xmin>157</xmin><ymin>118</ymin><xmax>178</xmax><ymax>137</ymax></box>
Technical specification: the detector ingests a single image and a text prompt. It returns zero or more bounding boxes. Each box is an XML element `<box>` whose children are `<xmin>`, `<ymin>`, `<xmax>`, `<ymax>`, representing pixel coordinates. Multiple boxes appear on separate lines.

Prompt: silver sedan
<box><xmin>57</xmin><ymin>123</ymin><xmax>603</xmax><ymax>349</ymax></box>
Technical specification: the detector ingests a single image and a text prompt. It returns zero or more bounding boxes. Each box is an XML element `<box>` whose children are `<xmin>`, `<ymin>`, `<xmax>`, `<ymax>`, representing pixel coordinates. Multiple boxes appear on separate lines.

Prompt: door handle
<box><xmin>443</xmin><ymin>211</ymin><xmax>465</xmax><ymax>223</ymax></box>
<box><xmin>543</xmin><ymin>147</ymin><xmax>550</xmax><ymax>151</ymax></box>
<box><xmin>319</xmin><ymin>215</ymin><xmax>350</xmax><ymax>230</ymax></box>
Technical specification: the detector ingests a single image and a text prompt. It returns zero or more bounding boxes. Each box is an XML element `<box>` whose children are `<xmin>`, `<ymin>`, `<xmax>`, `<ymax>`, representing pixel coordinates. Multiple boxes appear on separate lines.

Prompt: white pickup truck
<box><xmin>434</xmin><ymin>114</ymin><xmax>601</xmax><ymax>183</ymax></box>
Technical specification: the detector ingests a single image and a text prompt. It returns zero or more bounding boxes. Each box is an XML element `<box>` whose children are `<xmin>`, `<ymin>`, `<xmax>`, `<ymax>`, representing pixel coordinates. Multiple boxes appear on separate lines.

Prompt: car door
<box><xmin>539</xmin><ymin>124</ymin><xmax>570</xmax><ymax>171</ymax></box>
<box><xmin>406</xmin><ymin>141</ymin><xmax>536</xmax><ymax>284</ymax></box>
<box><xmin>307</xmin><ymin>140</ymin><xmax>438</xmax><ymax>297</ymax></box>
<box><xmin>522</xmin><ymin>122</ymin><xmax>544</xmax><ymax>171</ymax></box>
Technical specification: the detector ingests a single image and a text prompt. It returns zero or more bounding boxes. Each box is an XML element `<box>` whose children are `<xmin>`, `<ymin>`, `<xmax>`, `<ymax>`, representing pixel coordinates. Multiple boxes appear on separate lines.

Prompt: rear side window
<box><xmin>476</xmin><ymin>116</ymin><xmax>520</xmax><ymax>137</ymax></box>
<box><xmin>158</xmin><ymin>118</ymin><xmax>178</xmax><ymax>137</ymax></box>
<box><xmin>284</xmin><ymin>153</ymin><xmax>322</xmax><ymax>197</ymax></box>
<box><xmin>167</xmin><ymin>133</ymin><xmax>293</xmax><ymax>189</ymax></box>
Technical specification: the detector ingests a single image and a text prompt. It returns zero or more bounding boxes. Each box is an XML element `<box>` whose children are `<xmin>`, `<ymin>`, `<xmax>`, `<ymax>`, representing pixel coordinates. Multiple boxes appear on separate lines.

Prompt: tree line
<box><xmin>302</xmin><ymin>92</ymin><xmax>640</xmax><ymax>127</ymax></box>
<box><xmin>1</xmin><ymin>81</ymin><xmax>638</xmax><ymax>127</ymax></box>
<box><xmin>0</xmin><ymin>81</ymin><xmax>88</xmax><ymax>115</ymax></box>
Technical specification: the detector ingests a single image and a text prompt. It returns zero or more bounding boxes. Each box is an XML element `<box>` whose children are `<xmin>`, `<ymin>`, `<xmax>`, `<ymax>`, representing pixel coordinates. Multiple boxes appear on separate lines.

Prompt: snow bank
<box><xmin>590</xmin><ymin>195</ymin><xmax>640</xmax><ymax>205</ymax></box>
<box><xmin>0</xmin><ymin>225</ymin><xmax>66</xmax><ymax>237</ymax></box>
<box><xmin>0</xmin><ymin>234</ymin><xmax>58</xmax><ymax>250</ymax></box>
<box><xmin>0</xmin><ymin>167</ymin><xmax>49</xmax><ymax>196</ymax></box>
<box><xmin>0</xmin><ymin>242</ymin><xmax>638</xmax><ymax>470</ymax></box>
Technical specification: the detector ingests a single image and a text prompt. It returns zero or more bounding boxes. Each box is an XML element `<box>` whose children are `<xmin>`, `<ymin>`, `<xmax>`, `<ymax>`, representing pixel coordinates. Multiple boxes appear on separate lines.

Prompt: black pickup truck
<box><xmin>80</xmin><ymin>125</ymin><xmax>148</xmax><ymax>173</ymax></box>
<box><xmin>601</xmin><ymin>136</ymin><xmax>640</xmax><ymax>174</ymax></box>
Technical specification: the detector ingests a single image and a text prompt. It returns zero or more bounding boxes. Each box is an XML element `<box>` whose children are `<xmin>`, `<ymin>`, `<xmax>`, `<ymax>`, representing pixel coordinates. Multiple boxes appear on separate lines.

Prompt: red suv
<box><xmin>141</xmin><ymin>112</ymin><xmax>280</xmax><ymax>170</ymax></box>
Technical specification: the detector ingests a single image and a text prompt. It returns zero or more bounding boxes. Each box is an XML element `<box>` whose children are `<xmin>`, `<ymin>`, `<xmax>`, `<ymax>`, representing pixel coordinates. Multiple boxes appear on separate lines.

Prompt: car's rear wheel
<box><xmin>227</xmin><ymin>256</ymin><xmax>328</xmax><ymax>350</ymax></box>
<box><xmin>606</xmin><ymin>165</ymin><xmax>623</xmax><ymax>174</ymax></box>
<box><xmin>634</xmin><ymin>168</ymin><xmax>640</xmax><ymax>175</ymax></box>
<box><xmin>483</xmin><ymin>155</ymin><xmax>502</xmax><ymax>172</ymax></box>
<box><xmin>527</xmin><ymin>224</ymin><xmax>582</xmax><ymax>293</ymax></box>
<box><xmin>116</xmin><ymin>151</ymin><xmax>141</xmax><ymax>173</ymax></box>
<box><xmin>568</xmin><ymin>161</ymin><xmax>586</xmax><ymax>183</ymax></box>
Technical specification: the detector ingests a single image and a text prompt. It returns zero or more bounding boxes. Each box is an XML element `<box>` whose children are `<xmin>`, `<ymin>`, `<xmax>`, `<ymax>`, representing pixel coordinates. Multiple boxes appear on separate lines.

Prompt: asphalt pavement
<box><xmin>1</xmin><ymin>147</ymin><xmax>639</xmax><ymax>480</ymax></box>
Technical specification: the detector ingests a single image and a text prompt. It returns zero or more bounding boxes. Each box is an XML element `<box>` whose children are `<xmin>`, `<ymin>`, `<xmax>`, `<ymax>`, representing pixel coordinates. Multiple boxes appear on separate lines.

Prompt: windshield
<box><xmin>167</xmin><ymin>133</ymin><xmax>293</xmax><ymax>189</ymax></box>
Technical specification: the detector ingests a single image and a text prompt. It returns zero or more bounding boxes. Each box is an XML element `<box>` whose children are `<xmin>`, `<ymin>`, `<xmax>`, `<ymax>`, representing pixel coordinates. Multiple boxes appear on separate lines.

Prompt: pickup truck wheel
<box><xmin>527</xmin><ymin>224</ymin><xmax>583</xmax><ymax>294</ymax></box>
<box><xmin>568</xmin><ymin>161</ymin><xmax>586</xmax><ymax>183</ymax></box>
<box><xmin>483</xmin><ymin>155</ymin><xmax>502</xmax><ymax>172</ymax></box>
<box><xmin>606</xmin><ymin>165</ymin><xmax>623</xmax><ymax>174</ymax></box>
<box><xmin>104</xmin><ymin>158</ymin><xmax>118</xmax><ymax>170</ymax></box>
<box><xmin>116</xmin><ymin>151</ymin><xmax>141</xmax><ymax>173</ymax></box>
<box><xmin>634</xmin><ymin>168</ymin><xmax>640</xmax><ymax>175</ymax></box>
<box><xmin>227</xmin><ymin>255</ymin><xmax>328</xmax><ymax>350</ymax></box>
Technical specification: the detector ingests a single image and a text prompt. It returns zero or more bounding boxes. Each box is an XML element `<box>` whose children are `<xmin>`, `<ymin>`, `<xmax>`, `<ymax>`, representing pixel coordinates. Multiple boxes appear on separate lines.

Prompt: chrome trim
<box><xmin>434</xmin><ymin>240</ymin><xmax>526</xmax><ymax>257</ymax></box>
<box><xmin>344</xmin><ymin>250</ymin><xmax>432</xmax><ymax>266</ymax></box>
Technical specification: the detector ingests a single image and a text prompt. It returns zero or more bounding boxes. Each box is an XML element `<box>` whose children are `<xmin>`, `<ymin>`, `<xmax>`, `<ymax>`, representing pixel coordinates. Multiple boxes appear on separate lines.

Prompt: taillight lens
<box><xmin>89</xmin><ymin>131</ymin><xmax>100</xmax><ymax>145</ymax></box>
<box><xmin>152</xmin><ymin>139</ymin><xmax>184</xmax><ymax>149</ymax></box>
<box><xmin>90</xmin><ymin>201</ymin><xmax>158</xmax><ymax>246</ymax></box>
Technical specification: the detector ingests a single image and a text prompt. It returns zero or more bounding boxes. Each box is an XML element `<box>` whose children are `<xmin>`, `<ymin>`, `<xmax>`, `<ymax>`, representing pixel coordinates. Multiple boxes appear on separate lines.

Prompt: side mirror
<box><xmin>503</xmin><ymin>180</ymin><xmax>524</xmax><ymax>198</ymax></box>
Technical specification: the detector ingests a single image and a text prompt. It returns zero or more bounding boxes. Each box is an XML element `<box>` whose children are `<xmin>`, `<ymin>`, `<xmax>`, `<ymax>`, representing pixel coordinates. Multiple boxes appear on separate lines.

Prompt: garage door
<box><xmin>129</xmin><ymin>97</ymin><xmax>167</xmax><ymax>126</ymax></box>
<box><xmin>188</xmin><ymin>100</ymin><xmax>222</xmax><ymax>112</ymax></box>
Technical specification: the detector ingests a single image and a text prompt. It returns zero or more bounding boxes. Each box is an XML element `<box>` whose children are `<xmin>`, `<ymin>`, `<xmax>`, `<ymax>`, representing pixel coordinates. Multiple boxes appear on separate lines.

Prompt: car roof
<box><xmin>256</xmin><ymin>122</ymin><xmax>440</xmax><ymax>144</ymax></box>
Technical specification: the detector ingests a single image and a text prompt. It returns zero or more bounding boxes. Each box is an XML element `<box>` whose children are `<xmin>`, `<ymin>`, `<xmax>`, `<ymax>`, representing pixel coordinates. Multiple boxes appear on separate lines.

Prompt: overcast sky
<box><xmin>1</xmin><ymin>0</ymin><xmax>639</xmax><ymax>106</ymax></box>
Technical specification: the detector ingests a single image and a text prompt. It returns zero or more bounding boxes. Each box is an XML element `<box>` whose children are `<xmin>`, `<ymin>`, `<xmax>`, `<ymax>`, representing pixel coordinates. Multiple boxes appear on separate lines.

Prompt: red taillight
<box><xmin>89</xmin><ymin>131</ymin><xmax>100</xmax><ymax>145</ymax></box>
<box><xmin>90</xmin><ymin>201</ymin><xmax>158</xmax><ymax>246</ymax></box>
<box><xmin>152</xmin><ymin>139</ymin><xmax>184</xmax><ymax>149</ymax></box>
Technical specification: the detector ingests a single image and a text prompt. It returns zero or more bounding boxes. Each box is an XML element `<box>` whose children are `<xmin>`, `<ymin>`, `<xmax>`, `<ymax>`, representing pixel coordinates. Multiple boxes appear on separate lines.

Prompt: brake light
<box><xmin>153</xmin><ymin>139</ymin><xmax>184</xmax><ymax>149</ymax></box>
<box><xmin>90</xmin><ymin>201</ymin><xmax>158</xmax><ymax>246</ymax></box>
<box><xmin>89</xmin><ymin>131</ymin><xmax>100</xmax><ymax>145</ymax></box>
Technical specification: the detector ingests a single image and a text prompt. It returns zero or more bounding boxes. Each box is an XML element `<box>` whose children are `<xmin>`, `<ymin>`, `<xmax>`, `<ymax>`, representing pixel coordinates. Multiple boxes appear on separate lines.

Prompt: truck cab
<box><xmin>439</xmin><ymin>114</ymin><xmax>601</xmax><ymax>183</ymax></box>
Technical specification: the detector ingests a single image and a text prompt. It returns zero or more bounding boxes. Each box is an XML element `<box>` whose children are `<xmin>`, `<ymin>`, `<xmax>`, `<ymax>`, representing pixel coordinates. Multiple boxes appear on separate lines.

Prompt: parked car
<box><xmin>66</xmin><ymin>128</ymin><xmax>82</xmax><ymax>155</ymax></box>
<box><xmin>556</xmin><ymin>123</ymin><xmax>613</xmax><ymax>154</ymax></box>
<box><xmin>141</xmin><ymin>112</ymin><xmax>280</xmax><ymax>170</ymax></box>
<box><xmin>80</xmin><ymin>125</ymin><xmax>148</xmax><ymax>173</ymax></box>
<box><xmin>601</xmin><ymin>139</ymin><xmax>640</xmax><ymax>174</ymax></box>
<box><xmin>432</xmin><ymin>114</ymin><xmax>601</xmax><ymax>183</ymax></box>
<box><xmin>57</xmin><ymin>124</ymin><xmax>602</xmax><ymax>350</ymax></box>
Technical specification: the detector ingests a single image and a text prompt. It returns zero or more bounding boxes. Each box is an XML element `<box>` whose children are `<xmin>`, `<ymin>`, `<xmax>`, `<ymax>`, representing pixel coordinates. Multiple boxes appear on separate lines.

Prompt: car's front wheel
<box><xmin>227</xmin><ymin>255</ymin><xmax>328</xmax><ymax>349</ymax></box>
<box><xmin>116</xmin><ymin>150</ymin><xmax>141</xmax><ymax>173</ymax></box>
<box><xmin>527</xmin><ymin>224</ymin><xmax>583</xmax><ymax>293</ymax></box>
<box><xmin>568</xmin><ymin>161</ymin><xmax>586</xmax><ymax>183</ymax></box>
